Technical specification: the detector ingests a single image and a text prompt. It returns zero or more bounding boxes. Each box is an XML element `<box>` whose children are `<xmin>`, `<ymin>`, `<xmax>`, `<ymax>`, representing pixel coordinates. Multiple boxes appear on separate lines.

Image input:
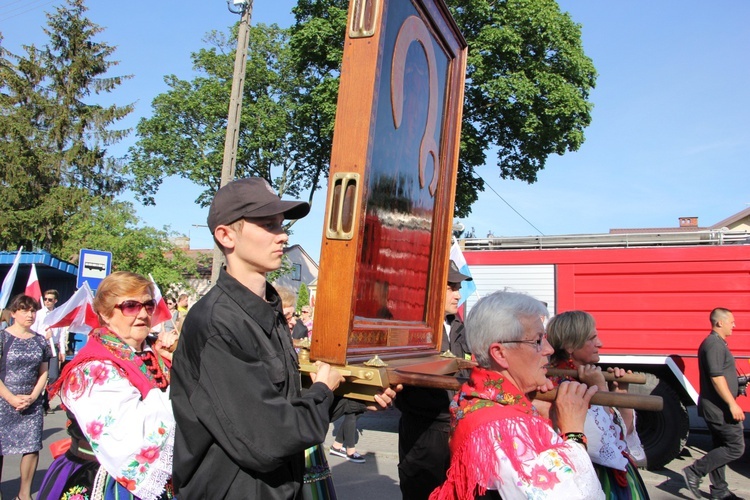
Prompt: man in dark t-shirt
<box><xmin>682</xmin><ymin>308</ymin><xmax>746</xmax><ymax>500</ymax></box>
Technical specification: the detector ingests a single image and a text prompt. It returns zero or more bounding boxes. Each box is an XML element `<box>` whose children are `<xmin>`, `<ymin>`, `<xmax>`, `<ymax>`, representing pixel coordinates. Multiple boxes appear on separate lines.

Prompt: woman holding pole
<box><xmin>430</xmin><ymin>291</ymin><xmax>604</xmax><ymax>499</ymax></box>
<box><xmin>546</xmin><ymin>310</ymin><xmax>649</xmax><ymax>500</ymax></box>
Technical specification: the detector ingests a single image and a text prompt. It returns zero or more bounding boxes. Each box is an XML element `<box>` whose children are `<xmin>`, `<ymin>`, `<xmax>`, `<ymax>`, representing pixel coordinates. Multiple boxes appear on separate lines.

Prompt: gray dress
<box><xmin>0</xmin><ymin>329</ymin><xmax>51</xmax><ymax>455</ymax></box>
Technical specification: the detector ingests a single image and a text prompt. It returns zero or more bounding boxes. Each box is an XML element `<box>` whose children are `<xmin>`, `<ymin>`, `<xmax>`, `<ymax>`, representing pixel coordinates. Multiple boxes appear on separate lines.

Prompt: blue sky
<box><xmin>2</xmin><ymin>1</ymin><xmax>749</xmax><ymax>262</ymax></box>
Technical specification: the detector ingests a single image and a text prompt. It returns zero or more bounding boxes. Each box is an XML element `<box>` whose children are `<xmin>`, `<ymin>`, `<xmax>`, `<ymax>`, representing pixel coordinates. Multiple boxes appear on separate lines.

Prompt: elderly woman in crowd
<box><xmin>0</xmin><ymin>294</ymin><xmax>50</xmax><ymax>500</ymax></box>
<box><xmin>546</xmin><ymin>310</ymin><xmax>649</xmax><ymax>499</ymax></box>
<box><xmin>39</xmin><ymin>271</ymin><xmax>178</xmax><ymax>500</ymax></box>
<box><xmin>430</xmin><ymin>291</ymin><xmax>604</xmax><ymax>499</ymax></box>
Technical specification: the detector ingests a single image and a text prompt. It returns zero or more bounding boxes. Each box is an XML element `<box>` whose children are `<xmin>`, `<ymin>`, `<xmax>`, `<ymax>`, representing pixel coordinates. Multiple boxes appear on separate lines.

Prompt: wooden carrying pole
<box><xmin>387</xmin><ymin>370</ymin><xmax>663</xmax><ymax>412</ymax></box>
<box><xmin>545</xmin><ymin>368</ymin><xmax>647</xmax><ymax>385</ymax></box>
<box><xmin>297</xmin><ymin>352</ymin><xmax>663</xmax><ymax>412</ymax></box>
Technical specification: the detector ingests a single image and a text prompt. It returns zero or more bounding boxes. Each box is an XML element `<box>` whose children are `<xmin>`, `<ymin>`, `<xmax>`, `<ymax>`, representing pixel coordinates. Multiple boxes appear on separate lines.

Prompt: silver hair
<box><xmin>466</xmin><ymin>290</ymin><xmax>549</xmax><ymax>368</ymax></box>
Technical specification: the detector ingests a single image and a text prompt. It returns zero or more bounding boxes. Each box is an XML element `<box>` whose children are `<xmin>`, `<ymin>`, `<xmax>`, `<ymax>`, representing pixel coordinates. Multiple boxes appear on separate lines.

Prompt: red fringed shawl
<box><xmin>430</xmin><ymin>367</ymin><xmax>575</xmax><ymax>500</ymax></box>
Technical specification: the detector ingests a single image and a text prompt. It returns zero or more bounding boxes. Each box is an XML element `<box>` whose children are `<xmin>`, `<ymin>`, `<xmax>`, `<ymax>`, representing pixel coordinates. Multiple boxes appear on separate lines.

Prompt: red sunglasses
<box><xmin>115</xmin><ymin>300</ymin><xmax>156</xmax><ymax>317</ymax></box>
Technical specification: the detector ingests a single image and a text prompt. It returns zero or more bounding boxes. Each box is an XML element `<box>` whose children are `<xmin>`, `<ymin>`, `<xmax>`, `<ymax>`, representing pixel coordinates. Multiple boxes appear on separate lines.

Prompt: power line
<box><xmin>0</xmin><ymin>0</ymin><xmax>58</xmax><ymax>24</ymax></box>
<box><xmin>477</xmin><ymin>175</ymin><xmax>545</xmax><ymax>236</ymax></box>
<box><xmin>0</xmin><ymin>0</ymin><xmax>31</xmax><ymax>11</ymax></box>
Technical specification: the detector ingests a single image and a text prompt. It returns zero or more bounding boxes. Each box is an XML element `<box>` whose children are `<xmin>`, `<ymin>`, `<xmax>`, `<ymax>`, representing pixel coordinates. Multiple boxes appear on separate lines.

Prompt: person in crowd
<box><xmin>430</xmin><ymin>290</ymin><xmax>604</xmax><ymax>500</ymax></box>
<box><xmin>300</xmin><ymin>305</ymin><xmax>313</xmax><ymax>337</ymax></box>
<box><xmin>176</xmin><ymin>294</ymin><xmax>189</xmax><ymax>317</ymax></box>
<box><xmin>0</xmin><ymin>294</ymin><xmax>50</xmax><ymax>500</ymax></box>
<box><xmin>153</xmin><ymin>295</ymin><xmax>179</xmax><ymax>339</ymax></box>
<box><xmin>328</xmin><ymin>398</ymin><xmax>368</xmax><ymax>464</ymax></box>
<box><xmin>0</xmin><ymin>308</ymin><xmax>11</xmax><ymax>330</ymax></box>
<box><xmin>278</xmin><ymin>286</ymin><xmax>367</xmax><ymax>467</ymax></box>
<box><xmin>39</xmin><ymin>271</ymin><xmax>177</xmax><ymax>500</ymax></box>
<box><xmin>291</xmin><ymin>311</ymin><xmax>309</xmax><ymax>340</ymax></box>
<box><xmin>278</xmin><ymin>286</ymin><xmax>309</xmax><ymax>340</ymax></box>
<box><xmin>166</xmin><ymin>295</ymin><xmax>177</xmax><ymax>316</ymax></box>
<box><xmin>546</xmin><ymin>310</ymin><xmax>649</xmax><ymax>499</ymax></box>
<box><xmin>682</xmin><ymin>308</ymin><xmax>746</xmax><ymax>500</ymax></box>
<box><xmin>278</xmin><ymin>285</ymin><xmax>367</xmax><ymax>467</ymax></box>
<box><xmin>395</xmin><ymin>260</ymin><xmax>473</xmax><ymax>499</ymax></box>
<box><xmin>32</xmin><ymin>289</ymin><xmax>68</xmax><ymax>414</ymax></box>
<box><xmin>170</xmin><ymin>177</ymin><xmax>397</xmax><ymax>499</ymax></box>
<box><xmin>165</xmin><ymin>295</ymin><xmax>178</xmax><ymax>330</ymax></box>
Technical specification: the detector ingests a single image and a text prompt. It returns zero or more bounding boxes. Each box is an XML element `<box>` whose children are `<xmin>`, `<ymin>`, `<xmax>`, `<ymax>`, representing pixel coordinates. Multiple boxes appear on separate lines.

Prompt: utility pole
<box><xmin>211</xmin><ymin>0</ymin><xmax>253</xmax><ymax>285</ymax></box>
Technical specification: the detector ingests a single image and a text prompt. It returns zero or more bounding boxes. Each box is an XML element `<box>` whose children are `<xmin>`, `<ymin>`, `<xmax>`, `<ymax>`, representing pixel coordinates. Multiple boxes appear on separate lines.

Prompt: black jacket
<box><xmin>394</xmin><ymin>315</ymin><xmax>470</xmax><ymax>426</ymax></box>
<box><xmin>170</xmin><ymin>268</ymin><xmax>335</xmax><ymax>499</ymax></box>
<box><xmin>291</xmin><ymin>321</ymin><xmax>309</xmax><ymax>340</ymax></box>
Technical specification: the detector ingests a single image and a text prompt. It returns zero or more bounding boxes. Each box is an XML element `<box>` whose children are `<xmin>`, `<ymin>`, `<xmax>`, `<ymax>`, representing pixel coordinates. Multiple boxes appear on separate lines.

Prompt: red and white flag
<box><xmin>25</xmin><ymin>263</ymin><xmax>42</xmax><ymax>305</ymax></box>
<box><xmin>148</xmin><ymin>274</ymin><xmax>173</xmax><ymax>327</ymax></box>
<box><xmin>0</xmin><ymin>247</ymin><xmax>23</xmax><ymax>310</ymax></box>
<box><xmin>43</xmin><ymin>281</ymin><xmax>99</xmax><ymax>334</ymax></box>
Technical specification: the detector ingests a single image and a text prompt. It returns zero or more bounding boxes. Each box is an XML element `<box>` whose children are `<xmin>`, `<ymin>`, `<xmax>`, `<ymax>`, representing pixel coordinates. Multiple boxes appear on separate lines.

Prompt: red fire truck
<box><xmin>462</xmin><ymin>230</ymin><xmax>750</xmax><ymax>469</ymax></box>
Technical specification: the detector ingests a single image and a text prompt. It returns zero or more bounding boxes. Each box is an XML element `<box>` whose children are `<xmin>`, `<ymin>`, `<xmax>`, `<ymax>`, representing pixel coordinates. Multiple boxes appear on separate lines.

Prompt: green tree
<box><xmin>297</xmin><ymin>282</ymin><xmax>310</xmax><ymax>311</ymax></box>
<box><xmin>0</xmin><ymin>0</ymin><xmax>200</xmax><ymax>288</ymax></box>
<box><xmin>290</xmin><ymin>0</ymin><xmax>596</xmax><ymax>217</ymax></box>
<box><xmin>0</xmin><ymin>0</ymin><xmax>133</xmax><ymax>251</ymax></box>
<box><xmin>127</xmin><ymin>19</ymin><xmax>342</xmax><ymax>219</ymax></box>
<box><xmin>127</xmin><ymin>0</ymin><xmax>595</xmax><ymax>218</ymax></box>
<box><xmin>127</xmin><ymin>23</ymin><xmax>314</xmax><ymax>209</ymax></box>
<box><xmin>56</xmin><ymin>198</ymin><xmax>198</xmax><ymax>290</ymax></box>
<box><xmin>267</xmin><ymin>255</ymin><xmax>294</xmax><ymax>284</ymax></box>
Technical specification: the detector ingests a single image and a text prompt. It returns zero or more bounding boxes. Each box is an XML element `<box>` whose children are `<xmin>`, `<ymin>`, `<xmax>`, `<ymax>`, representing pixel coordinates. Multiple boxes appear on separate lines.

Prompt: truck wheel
<box><xmin>631</xmin><ymin>374</ymin><xmax>689</xmax><ymax>470</ymax></box>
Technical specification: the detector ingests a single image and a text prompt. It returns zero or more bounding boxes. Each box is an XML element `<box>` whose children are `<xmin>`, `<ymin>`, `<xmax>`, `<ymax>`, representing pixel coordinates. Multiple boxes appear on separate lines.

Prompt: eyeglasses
<box><xmin>114</xmin><ymin>300</ymin><xmax>156</xmax><ymax>317</ymax></box>
<box><xmin>301</xmin><ymin>309</ymin><xmax>310</xmax><ymax>314</ymax></box>
<box><xmin>502</xmin><ymin>336</ymin><xmax>547</xmax><ymax>352</ymax></box>
<box><xmin>44</xmin><ymin>297</ymin><xmax>56</xmax><ymax>302</ymax></box>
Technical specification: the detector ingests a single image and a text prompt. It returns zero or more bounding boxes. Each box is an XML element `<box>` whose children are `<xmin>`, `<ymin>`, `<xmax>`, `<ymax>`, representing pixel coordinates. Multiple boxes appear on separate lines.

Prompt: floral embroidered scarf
<box><xmin>430</xmin><ymin>367</ymin><xmax>568</xmax><ymax>500</ymax></box>
<box><xmin>52</xmin><ymin>327</ymin><xmax>170</xmax><ymax>400</ymax></box>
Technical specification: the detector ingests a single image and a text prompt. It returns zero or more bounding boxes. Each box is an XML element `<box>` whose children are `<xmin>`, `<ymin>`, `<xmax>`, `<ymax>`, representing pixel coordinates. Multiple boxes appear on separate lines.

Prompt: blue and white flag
<box><xmin>450</xmin><ymin>241</ymin><xmax>476</xmax><ymax>307</ymax></box>
<box><xmin>0</xmin><ymin>247</ymin><xmax>23</xmax><ymax>310</ymax></box>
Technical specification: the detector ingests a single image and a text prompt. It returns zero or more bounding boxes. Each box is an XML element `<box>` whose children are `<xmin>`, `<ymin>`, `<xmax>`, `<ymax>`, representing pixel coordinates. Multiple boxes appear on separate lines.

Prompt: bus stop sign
<box><xmin>77</xmin><ymin>249</ymin><xmax>112</xmax><ymax>291</ymax></box>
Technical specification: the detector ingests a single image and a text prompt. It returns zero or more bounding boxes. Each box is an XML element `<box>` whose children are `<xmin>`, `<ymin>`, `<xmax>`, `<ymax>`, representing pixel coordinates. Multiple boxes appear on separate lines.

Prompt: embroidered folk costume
<box><xmin>39</xmin><ymin>328</ymin><xmax>174</xmax><ymax>500</ymax></box>
<box><xmin>430</xmin><ymin>366</ymin><xmax>603</xmax><ymax>500</ymax></box>
<box><xmin>549</xmin><ymin>359</ymin><xmax>649</xmax><ymax>500</ymax></box>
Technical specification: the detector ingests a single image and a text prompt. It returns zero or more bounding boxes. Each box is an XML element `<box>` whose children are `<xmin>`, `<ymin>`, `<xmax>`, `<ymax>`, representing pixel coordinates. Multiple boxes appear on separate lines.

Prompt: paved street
<box><xmin>2</xmin><ymin>400</ymin><xmax>748</xmax><ymax>499</ymax></box>
<box><xmin>326</xmin><ymin>409</ymin><xmax>750</xmax><ymax>500</ymax></box>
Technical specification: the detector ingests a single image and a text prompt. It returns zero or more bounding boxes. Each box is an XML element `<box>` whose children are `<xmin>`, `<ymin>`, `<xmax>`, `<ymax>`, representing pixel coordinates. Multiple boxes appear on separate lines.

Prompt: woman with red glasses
<box><xmin>39</xmin><ymin>271</ymin><xmax>177</xmax><ymax>500</ymax></box>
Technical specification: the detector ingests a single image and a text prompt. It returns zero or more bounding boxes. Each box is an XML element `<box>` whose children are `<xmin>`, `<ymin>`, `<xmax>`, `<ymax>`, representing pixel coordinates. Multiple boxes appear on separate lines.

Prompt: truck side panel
<box><xmin>465</xmin><ymin>245</ymin><xmax>750</xmax><ymax>411</ymax></box>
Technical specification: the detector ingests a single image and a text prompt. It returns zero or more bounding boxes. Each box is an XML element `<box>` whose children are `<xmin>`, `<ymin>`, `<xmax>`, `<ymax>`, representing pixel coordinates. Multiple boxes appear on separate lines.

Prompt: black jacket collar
<box><xmin>216</xmin><ymin>267</ymin><xmax>282</xmax><ymax>335</ymax></box>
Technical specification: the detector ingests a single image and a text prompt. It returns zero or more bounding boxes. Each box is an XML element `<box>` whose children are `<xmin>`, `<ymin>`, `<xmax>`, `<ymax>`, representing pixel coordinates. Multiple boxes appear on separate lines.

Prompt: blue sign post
<box><xmin>77</xmin><ymin>249</ymin><xmax>112</xmax><ymax>291</ymax></box>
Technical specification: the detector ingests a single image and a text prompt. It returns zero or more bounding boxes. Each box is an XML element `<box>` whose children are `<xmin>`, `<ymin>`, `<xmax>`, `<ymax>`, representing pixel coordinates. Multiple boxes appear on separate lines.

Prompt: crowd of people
<box><xmin>0</xmin><ymin>176</ymin><xmax>746</xmax><ymax>500</ymax></box>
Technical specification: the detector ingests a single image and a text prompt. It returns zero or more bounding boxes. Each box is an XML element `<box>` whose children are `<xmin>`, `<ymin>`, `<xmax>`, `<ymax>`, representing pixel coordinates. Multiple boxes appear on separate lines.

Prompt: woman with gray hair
<box><xmin>430</xmin><ymin>291</ymin><xmax>604</xmax><ymax>499</ymax></box>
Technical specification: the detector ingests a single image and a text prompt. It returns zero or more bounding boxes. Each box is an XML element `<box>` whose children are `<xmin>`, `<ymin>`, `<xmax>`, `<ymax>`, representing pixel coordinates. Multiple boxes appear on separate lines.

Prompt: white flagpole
<box><xmin>0</xmin><ymin>247</ymin><xmax>23</xmax><ymax>310</ymax></box>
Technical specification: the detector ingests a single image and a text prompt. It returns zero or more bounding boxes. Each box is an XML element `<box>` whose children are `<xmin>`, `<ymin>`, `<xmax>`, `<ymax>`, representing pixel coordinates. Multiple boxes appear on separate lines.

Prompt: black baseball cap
<box><xmin>207</xmin><ymin>178</ymin><xmax>310</xmax><ymax>233</ymax></box>
<box><xmin>448</xmin><ymin>260</ymin><xmax>472</xmax><ymax>284</ymax></box>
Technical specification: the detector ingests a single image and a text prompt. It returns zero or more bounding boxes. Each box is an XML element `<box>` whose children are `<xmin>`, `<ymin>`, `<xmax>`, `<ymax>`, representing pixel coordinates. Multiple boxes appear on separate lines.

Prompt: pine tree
<box><xmin>297</xmin><ymin>282</ymin><xmax>310</xmax><ymax>312</ymax></box>
<box><xmin>0</xmin><ymin>0</ymin><xmax>133</xmax><ymax>251</ymax></box>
